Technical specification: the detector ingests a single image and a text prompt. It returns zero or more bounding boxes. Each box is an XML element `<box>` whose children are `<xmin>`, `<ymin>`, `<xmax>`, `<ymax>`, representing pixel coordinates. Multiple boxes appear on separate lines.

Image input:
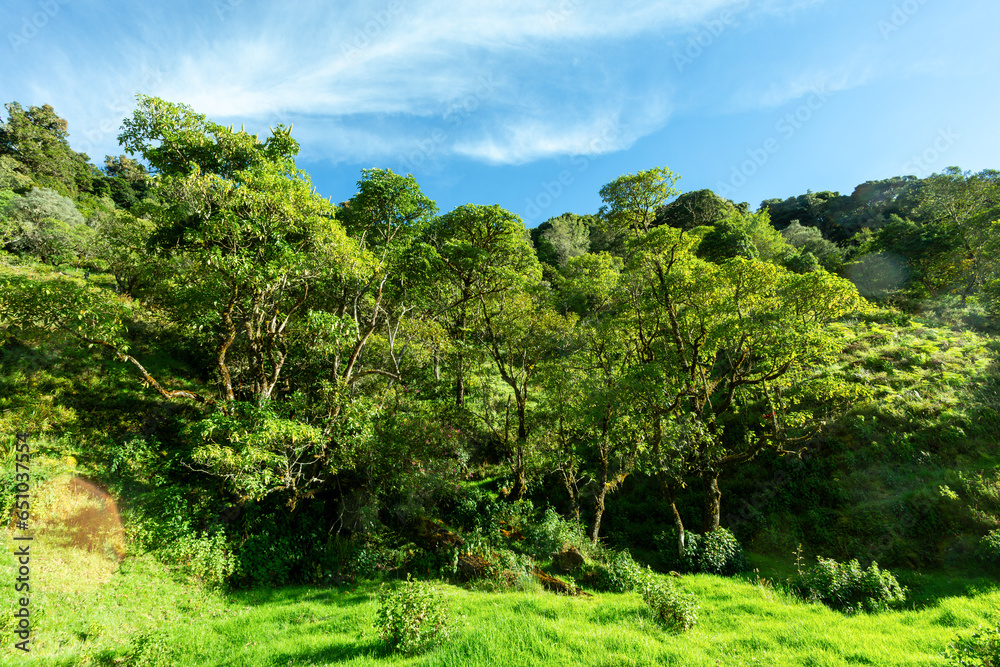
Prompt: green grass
<box><xmin>3</xmin><ymin>542</ymin><xmax>998</xmax><ymax>667</ymax></box>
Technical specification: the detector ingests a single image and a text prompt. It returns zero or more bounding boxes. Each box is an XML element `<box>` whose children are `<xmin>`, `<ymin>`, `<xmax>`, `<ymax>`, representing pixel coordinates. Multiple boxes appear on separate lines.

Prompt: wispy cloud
<box><xmin>4</xmin><ymin>0</ymin><xmax>832</xmax><ymax>164</ymax></box>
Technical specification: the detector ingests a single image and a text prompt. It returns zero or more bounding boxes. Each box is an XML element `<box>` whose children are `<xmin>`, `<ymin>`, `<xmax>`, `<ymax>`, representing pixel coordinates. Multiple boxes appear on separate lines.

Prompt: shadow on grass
<box><xmin>231</xmin><ymin>582</ymin><xmax>378</xmax><ymax>609</ymax></box>
<box><xmin>269</xmin><ymin>638</ymin><xmax>392</xmax><ymax>665</ymax></box>
<box><xmin>895</xmin><ymin>570</ymin><xmax>1000</xmax><ymax>610</ymax></box>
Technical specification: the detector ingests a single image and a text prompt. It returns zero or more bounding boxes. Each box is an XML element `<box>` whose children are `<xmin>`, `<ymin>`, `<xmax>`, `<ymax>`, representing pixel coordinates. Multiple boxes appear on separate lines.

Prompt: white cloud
<box><xmin>453</xmin><ymin>97</ymin><xmax>673</xmax><ymax>164</ymax></box>
<box><xmin>726</xmin><ymin>60</ymin><xmax>874</xmax><ymax>112</ymax></box>
<box><xmin>3</xmin><ymin>0</ymin><xmax>833</xmax><ymax>164</ymax></box>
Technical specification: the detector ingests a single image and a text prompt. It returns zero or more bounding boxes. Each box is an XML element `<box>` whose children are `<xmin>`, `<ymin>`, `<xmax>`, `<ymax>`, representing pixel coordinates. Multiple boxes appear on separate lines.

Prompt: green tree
<box><xmin>474</xmin><ymin>287</ymin><xmax>573</xmax><ymax>499</ymax></box>
<box><xmin>5</xmin><ymin>96</ymin><xmax>365</xmax><ymax>504</ymax></box>
<box><xmin>93</xmin><ymin>208</ymin><xmax>161</xmax><ymax>295</ymax></box>
<box><xmin>531</xmin><ymin>213</ymin><xmax>592</xmax><ymax>267</ymax></box>
<box><xmin>3</xmin><ymin>187</ymin><xmax>90</xmax><ymax>263</ymax></box>
<box><xmin>599</xmin><ymin>166</ymin><xmax>681</xmax><ymax>239</ymax></box>
<box><xmin>781</xmin><ymin>220</ymin><xmax>844</xmax><ymax>272</ymax></box>
<box><xmin>621</xmin><ymin>227</ymin><xmax>865</xmax><ymax>550</ymax></box>
<box><xmin>323</xmin><ymin>168</ymin><xmax>438</xmax><ymax>391</ymax></box>
<box><xmin>697</xmin><ymin>218</ymin><xmax>758</xmax><ymax>263</ymax></box>
<box><xmin>0</xmin><ymin>102</ymin><xmax>97</xmax><ymax>196</ymax></box>
<box><xmin>911</xmin><ymin>167</ymin><xmax>999</xmax><ymax>305</ymax></box>
<box><xmin>654</xmin><ymin>189</ymin><xmax>737</xmax><ymax>232</ymax></box>
<box><xmin>423</xmin><ymin>204</ymin><xmax>540</xmax><ymax>407</ymax></box>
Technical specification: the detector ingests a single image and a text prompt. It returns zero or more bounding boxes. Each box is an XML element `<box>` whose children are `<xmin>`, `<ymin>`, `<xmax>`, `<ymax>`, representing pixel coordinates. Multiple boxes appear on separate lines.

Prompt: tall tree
<box><xmin>654</xmin><ymin>189</ymin><xmax>737</xmax><ymax>232</ymax></box>
<box><xmin>474</xmin><ymin>286</ymin><xmax>572</xmax><ymax>499</ymax></box>
<box><xmin>618</xmin><ymin>225</ymin><xmax>866</xmax><ymax>551</ymax></box>
<box><xmin>912</xmin><ymin>168</ymin><xmax>1000</xmax><ymax>305</ymax></box>
<box><xmin>0</xmin><ymin>102</ymin><xmax>97</xmax><ymax>196</ymax></box>
<box><xmin>599</xmin><ymin>166</ymin><xmax>681</xmax><ymax>239</ymax></box>
<box><xmin>423</xmin><ymin>204</ymin><xmax>540</xmax><ymax>406</ymax></box>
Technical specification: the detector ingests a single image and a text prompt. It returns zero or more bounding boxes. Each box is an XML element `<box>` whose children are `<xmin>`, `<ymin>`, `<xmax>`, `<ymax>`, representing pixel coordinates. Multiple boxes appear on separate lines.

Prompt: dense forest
<box><xmin>2</xmin><ymin>97</ymin><xmax>1000</xmax><ymax>663</ymax></box>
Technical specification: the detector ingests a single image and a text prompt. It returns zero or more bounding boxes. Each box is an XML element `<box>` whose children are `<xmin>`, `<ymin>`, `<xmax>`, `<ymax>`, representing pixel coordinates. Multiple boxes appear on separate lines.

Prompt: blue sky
<box><xmin>3</xmin><ymin>0</ymin><xmax>999</xmax><ymax>227</ymax></box>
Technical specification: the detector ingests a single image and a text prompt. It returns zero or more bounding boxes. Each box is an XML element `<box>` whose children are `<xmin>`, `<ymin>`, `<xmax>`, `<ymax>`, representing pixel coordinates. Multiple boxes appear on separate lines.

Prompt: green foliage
<box><xmin>656</xmin><ymin>527</ymin><xmax>747</xmax><ymax>576</ymax></box>
<box><xmin>0</xmin><ymin>102</ymin><xmax>96</xmax><ymax>196</ymax></box>
<box><xmin>599</xmin><ymin>166</ymin><xmax>681</xmax><ymax>237</ymax></box>
<box><xmin>781</xmin><ymin>220</ymin><xmax>843</xmax><ymax>271</ymax></box>
<box><xmin>580</xmin><ymin>548</ymin><xmax>649</xmax><ymax>592</ymax></box>
<box><xmin>792</xmin><ymin>556</ymin><xmax>907</xmax><ymax>614</ymax></box>
<box><xmin>2</xmin><ymin>186</ymin><xmax>91</xmax><ymax>263</ymax></box>
<box><xmin>521</xmin><ymin>507</ymin><xmax>586</xmax><ymax>558</ymax></box>
<box><xmin>781</xmin><ymin>248</ymin><xmax>821</xmax><ymax>274</ymax></box>
<box><xmin>692</xmin><ymin>528</ymin><xmax>748</xmax><ymax>576</ymax></box>
<box><xmin>641</xmin><ymin>579</ymin><xmax>699</xmax><ymax>633</ymax></box>
<box><xmin>117</xmin><ymin>629</ymin><xmax>177</xmax><ymax>667</ymax></box>
<box><xmin>944</xmin><ymin>623</ymin><xmax>1000</xmax><ymax>667</ymax></box>
<box><xmin>697</xmin><ymin>218</ymin><xmax>759</xmax><ymax>263</ymax></box>
<box><xmin>93</xmin><ymin>209</ymin><xmax>160</xmax><ymax>295</ymax></box>
<box><xmin>165</xmin><ymin>530</ymin><xmax>235</xmax><ymax>589</ymax></box>
<box><xmin>188</xmin><ymin>402</ymin><xmax>328</xmax><ymax>502</ymax></box>
<box><xmin>229</xmin><ymin>499</ymin><xmax>334</xmax><ymax>587</ymax></box>
<box><xmin>374</xmin><ymin>576</ymin><xmax>450</xmax><ymax>654</ymax></box>
<box><xmin>457</xmin><ymin>544</ymin><xmax>535</xmax><ymax>590</ymax></box>
<box><xmin>654</xmin><ymin>188</ymin><xmax>737</xmax><ymax>231</ymax></box>
<box><xmin>531</xmin><ymin>212</ymin><xmax>593</xmax><ymax>267</ymax></box>
<box><xmin>977</xmin><ymin>529</ymin><xmax>1000</xmax><ymax>567</ymax></box>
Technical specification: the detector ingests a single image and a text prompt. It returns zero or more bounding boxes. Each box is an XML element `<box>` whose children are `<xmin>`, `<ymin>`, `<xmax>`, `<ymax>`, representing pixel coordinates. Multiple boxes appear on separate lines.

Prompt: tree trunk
<box><xmin>455</xmin><ymin>352</ymin><xmax>465</xmax><ymax>406</ymax></box>
<box><xmin>455</xmin><ymin>298</ymin><xmax>468</xmax><ymax>407</ymax></box>
<box><xmin>511</xmin><ymin>463</ymin><xmax>527</xmax><ymax>500</ymax></box>
<box><xmin>590</xmin><ymin>465</ymin><xmax>608</xmax><ymax>544</ymax></box>
<box><xmin>560</xmin><ymin>468</ymin><xmax>581</xmax><ymax>524</ymax></box>
<box><xmin>702</xmin><ymin>470</ymin><xmax>721</xmax><ymax>533</ymax></box>
<box><xmin>665</xmin><ymin>482</ymin><xmax>686</xmax><ymax>560</ymax></box>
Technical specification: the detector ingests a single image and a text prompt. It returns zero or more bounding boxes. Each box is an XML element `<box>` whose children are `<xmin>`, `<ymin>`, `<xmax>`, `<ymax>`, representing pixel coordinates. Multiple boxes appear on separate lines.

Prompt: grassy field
<box><xmin>2</xmin><ymin>533</ymin><xmax>998</xmax><ymax>667</ymax></box>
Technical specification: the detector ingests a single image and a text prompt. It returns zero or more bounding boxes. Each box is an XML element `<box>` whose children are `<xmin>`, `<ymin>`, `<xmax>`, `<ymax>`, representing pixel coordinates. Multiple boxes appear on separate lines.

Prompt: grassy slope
<box><xmin>2</xmin><ymin>538</ymin><xmax>999</xmax><ymax>667</ymax></box>
<box><xmin>682</xmin><ymin>310</ymin><xmax>1000</xmax><ymax>570</ymax></box>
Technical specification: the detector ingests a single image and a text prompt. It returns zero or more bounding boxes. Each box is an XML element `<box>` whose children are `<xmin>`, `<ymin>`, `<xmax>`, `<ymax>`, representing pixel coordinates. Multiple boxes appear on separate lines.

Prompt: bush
<box><xmin>374</xmin><ymin>576</ymin><xmax>450</xmax><ymax>654</ymax></box>
<box><xmin>944</xmin><ymin>623</ymin><xmax>1000</xmax><ymax>667</ymax></box>
<box><xmin>120</xmin><ymin>630</ymin><xmax>176</xmax><ymax>667</ymax></box>
<box><xmin>976</xmin><ymin>529</ymin><xmax>1000</xmax><ymax>567</ymax></box>
<box><xmin>792</xmin><ymin>556</ymin><xmax>906</xmax><ymax>614</ymax></box>
<box><xmin>165</xmin><ymin>529</ymin><xmax>235</xmax><ymax>589</ymax></box>
<box><xmin>693</xmin><ymin>528</ymin><xmax>747</xmax><ymax>576</ymax></box>
<box><xmin>642</xmin><ymin>580</ymin><xmax>698</xmax><ymax>633</ymax></box>
<box><xmin>578</xmin><ymin>548</ymin><xmax>650</xmax><ymax>593</ymax></box>
<box><xmin>655</xmin><ymin>527</ymin><xmax>747</xmax><ymax>576</ymax></box>
<box><xmin>522</xmin><ymin>507</ymin><xmax>586</xmax><ymax>558</ymax></box>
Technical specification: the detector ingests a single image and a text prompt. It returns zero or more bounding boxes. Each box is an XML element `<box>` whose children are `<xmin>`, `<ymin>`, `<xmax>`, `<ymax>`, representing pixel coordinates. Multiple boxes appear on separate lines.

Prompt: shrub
<box><xmin>374</xmin><ymin>576</ymin><xmax>450</xmax><ymax>654</ymax></box>
<box><xmin>579</xmin><ymin>549</ymin><xmax>650</xmax><ymax>592</ymax></box>
<box><xmin>944</xmin><ymin>623</ymin><xmax>1000</xmax><ymax>667</ymax></box>
<box><xmin>655</xmin><ymin>527</ymin><xmax>747</xmax><ymax>576</ymax></box>
<box><xmin>642</xmin><ymin>580</ymin><xmax>698</xmax><ymax>633</ymax></box>
<box><xmin>693</xmin><ymin>528</ymin><xmax>747</xmax><ymax>576</ymax></box>
<box><xmin>120</xmin><ymin>630</ymin><xmax>176</xmax><ymax>667</ymax></box>
<box><xmin>977</xmin><ymin>529</ymin><xmax>1000</xmax><ymax>566</ymax></box>
<box><xmin>522</xmin><ymin>507</ymin><xmax>586</xmax><ymax>558</ymax></box>
<box><xmin>793</xmin><ymin>556</ymin><xmax>907</xmax><ymax>614</ymax></box>
<box><xmin>165</xmin><ymin>529</ymin><xmax>235</xmax><ymax>589</ymax></box>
